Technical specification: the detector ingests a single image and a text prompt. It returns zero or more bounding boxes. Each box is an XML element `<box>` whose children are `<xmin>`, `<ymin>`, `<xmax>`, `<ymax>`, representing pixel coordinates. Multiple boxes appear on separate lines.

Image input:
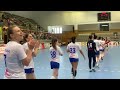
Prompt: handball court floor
<box><xmin>0</xmin><ymin>46</ymin><xmax>120</xmax><ymax>79</ymax></box>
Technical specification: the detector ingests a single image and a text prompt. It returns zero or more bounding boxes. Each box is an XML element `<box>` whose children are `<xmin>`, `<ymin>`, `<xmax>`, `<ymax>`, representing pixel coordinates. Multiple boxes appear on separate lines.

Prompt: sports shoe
<box><xmin>89</xmin><ymin>69</ymin><xmax>92</xmax><ymax>72</ymax></box>
<box><xmin>71</xmin><ymin>75</ymin><xmax>75</xmax><ymax>79</ymax></box>
<box><xmin>92</xmin><ymin>69</ymin><xmax>96</xmax><ymax>72</ymax></box>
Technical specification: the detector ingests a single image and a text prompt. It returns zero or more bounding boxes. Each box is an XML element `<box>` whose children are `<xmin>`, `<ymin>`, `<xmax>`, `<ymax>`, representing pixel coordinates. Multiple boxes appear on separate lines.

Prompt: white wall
<box><xmin>62</xmin><ymin>25</ymin><xmax>74</xmax><ymax>31</ymax></box>
<box><xmin>3</xmin><ymin>11</ymin><xmax>120</xmax><ymax>31</ymax></box>
<box><xmin>110</xmin><ymin>23</ymin><xmax>120</xmax><ymax>29</ymax></box>
<box><xmin>78</xmin><ymin>24</ymin><xmax>99</xmax><ymax>30</ymax></box>
<box><xmin>78</xmin><ymin>22</ymin><xmax>120</xmax><ymax>30</ymax></box>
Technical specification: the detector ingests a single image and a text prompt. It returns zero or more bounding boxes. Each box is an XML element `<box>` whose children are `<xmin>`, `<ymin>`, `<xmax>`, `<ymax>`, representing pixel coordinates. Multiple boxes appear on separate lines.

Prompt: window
<box><xmin>56</xmin><ymin>27</ymin><xmax>59</xmax><ymax>33</ymax></box>
<box><xmin>59</xmin><ymin>27</ymin><xmax>62</xmax><ymax>34</ymax></box>
<box><xmin>48</xmin><ymin>26</ymin><xmax>62</xmax><ymax>34</ymax></box>
<box><xmin>54</xmin><ymin>27</ymin><xmax>57</xmax><ymax>34</ymax></box>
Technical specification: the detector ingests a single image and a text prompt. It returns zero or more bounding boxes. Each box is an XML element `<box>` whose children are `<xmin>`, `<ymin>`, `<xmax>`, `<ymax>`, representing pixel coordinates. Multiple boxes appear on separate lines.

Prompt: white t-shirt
<box><xmin>94</xmin><ymin>39</ymin><xmax>100</xmax><ymax>51</ymax></box>
<box><xmin>49</xmin><ymin>46</ymin><xmax>63</xmax><ymax>63</ymax></box>
<box><xmin>4</xmin><ymin>41</ymin><xmax>27</xmax><ymax>79</ymax></box>
<box><xmin>67</xmin><ymin>42</ymin><xmax>81</xmax><ymax>59</ymax></box>
<box><xmin>99</xmin><ymin>40</ymin><xmax>105</xmax><ymax>50</ymax></box>
<box><xmin>23</xmin><ymin>42</ymin><xmax>34</xmax><ymax>69</ymax></box>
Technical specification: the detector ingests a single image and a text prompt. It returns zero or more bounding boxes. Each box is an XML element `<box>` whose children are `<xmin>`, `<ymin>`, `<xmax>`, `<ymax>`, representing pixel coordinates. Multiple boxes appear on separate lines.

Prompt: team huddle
<box><xmin>3</xmin><ymin>25</ymin><xmax>112</xmax><ymax>79</ymax></box>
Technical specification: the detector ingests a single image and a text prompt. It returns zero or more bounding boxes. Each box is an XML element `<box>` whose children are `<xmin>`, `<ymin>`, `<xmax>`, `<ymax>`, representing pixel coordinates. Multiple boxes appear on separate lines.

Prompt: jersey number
<box><xmin>50</xmin><ymin>51</ymin><xmax>56</xmax><ymax>58</ymax></box>
<box><xmin>70</xmin><ymin>48</ymin><xmax>76</xmax><ymax>53</ymax></box>
<box><xmin>88</xmin><ymin>43</ymin><xmax>92</xmax><ymax>48</ymax></box>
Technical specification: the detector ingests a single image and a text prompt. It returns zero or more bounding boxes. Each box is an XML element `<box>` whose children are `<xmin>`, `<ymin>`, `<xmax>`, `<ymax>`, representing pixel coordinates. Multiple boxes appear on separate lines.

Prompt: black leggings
<box><xmin>88</xmin><ymin>55</ymin><xmax>96</xmax><ymax>69</ymax></box>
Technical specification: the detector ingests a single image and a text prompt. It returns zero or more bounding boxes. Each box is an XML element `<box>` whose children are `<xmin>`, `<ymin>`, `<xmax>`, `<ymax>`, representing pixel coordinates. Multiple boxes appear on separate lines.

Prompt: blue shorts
<box><xmin>95</xmin><ymin>51</ymin><xmax>100</xmax><ymax>56</ymax></box>
<box><xmin>69</xmin><ymin>58</ymin><xmax>79</xmax><ymax>62</ymax></box>
<box><xmin>50</xmin><ymin>61</ymin><xmax>60</xmax><ymax>69</ymax></box>
<box><xmin>24</xmin><ymin>68</ymin><xmax>34</xmax><ymax>74</ymax></box>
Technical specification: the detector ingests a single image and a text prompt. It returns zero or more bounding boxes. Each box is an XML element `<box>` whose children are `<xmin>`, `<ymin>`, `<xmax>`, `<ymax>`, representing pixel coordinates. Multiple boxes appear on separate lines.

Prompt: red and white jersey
<box><xmin>67</xmin><ymin>42</ymin><xmax>81</xmax><ymax>59</ymax></box>
<box><xmin>49</xmin><ymin>46</ymin><xmax>63</xmax><ymax>63</ymax></box>
<box><xmin>99</xmin><ymin>40</ymin><xmax>105</xmax><ymax>50</ymax></box>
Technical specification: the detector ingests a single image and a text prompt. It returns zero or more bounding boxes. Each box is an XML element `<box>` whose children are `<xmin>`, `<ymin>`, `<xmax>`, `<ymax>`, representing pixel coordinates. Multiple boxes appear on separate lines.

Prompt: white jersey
<box><xmin>23</xmin><ymin>42</ymin><xmax>34</xmax><ymax>69</ymax></box>
<box><xmin>49</xmin><ymin>46</ymin><xmax>63</xmax><ymax>63</ymax></box>
<box><xmin>4</xmin><ymin>41</ymin><xmax>27</xmax><ymax>79</ymax></box>
<box><xmin>67</xmin><ymin>42</ymin><xmax>81</xmax><ymax>59</ymax></box>
<box><xmin>99</xmin><ymin>40</ymin><xmax>105</xmax><ymax>50</ymax></box>
<box><xmin>94</xmin><ymin>39</ymin><xmax>100</xmax><ymax>51</ymax></box>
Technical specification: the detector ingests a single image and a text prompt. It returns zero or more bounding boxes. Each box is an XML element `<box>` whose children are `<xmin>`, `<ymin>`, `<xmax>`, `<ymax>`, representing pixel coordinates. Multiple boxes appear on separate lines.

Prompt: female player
<box><xmin>23</xmin><ymin>33</ymin><xmax>40</xmax><ymax>79</ymax></box>
<box><xmin>67</xmin><ymin>37</ymin><xmax>85</xmax><ymax>79</ymax></box>
<box><xmin>49</xmin><ymin>38</ymin><xmax>63</xmax><ymax>79</ymax></box>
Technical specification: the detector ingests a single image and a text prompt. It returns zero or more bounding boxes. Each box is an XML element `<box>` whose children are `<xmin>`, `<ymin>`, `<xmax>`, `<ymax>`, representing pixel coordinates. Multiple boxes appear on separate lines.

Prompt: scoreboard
<box><xmin>97</xmin><ymin>12</ymin><xmax>111</xmax><ymax>22</ymax></box>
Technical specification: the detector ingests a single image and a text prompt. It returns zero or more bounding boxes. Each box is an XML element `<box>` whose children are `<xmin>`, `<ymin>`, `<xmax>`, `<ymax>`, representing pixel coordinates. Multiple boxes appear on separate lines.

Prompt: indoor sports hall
<box><xmin>0</xmin><ymin>11</ymin><xmax>120</xmax><ymax>79</ymax></box>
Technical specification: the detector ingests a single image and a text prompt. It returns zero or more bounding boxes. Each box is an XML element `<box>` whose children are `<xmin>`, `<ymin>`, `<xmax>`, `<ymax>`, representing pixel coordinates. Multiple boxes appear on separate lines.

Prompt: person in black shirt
<box><xmin>87</xmin><ymin>35</ymin><xmax>96</xmax><ymax>72</ymax></box>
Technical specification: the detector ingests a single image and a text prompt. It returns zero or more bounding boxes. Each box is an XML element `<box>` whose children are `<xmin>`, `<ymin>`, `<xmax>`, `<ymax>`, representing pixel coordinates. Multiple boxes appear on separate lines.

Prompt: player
<box><xmin>3</xmin><ymin>25</ymin><xmax>36</xmax><ymax>79</ymax></box>
<box><xmin>87</xmin><ymin>35</ymin><xmax>97</xmax><ymax>72</ymax></box>
<box><xmin>23</xmin><ymin>33</ymin><xmax>40</xmax><ymax>79</ymax></box>
<box><xmin>49</xmin><ymin>38</ymin><xmax>63</xmax><ymax>79</ymax></box>
<box><xmin>67</xmin><ymin>37</ymin><xmax>85</xmax><ymax>79</ymax></box>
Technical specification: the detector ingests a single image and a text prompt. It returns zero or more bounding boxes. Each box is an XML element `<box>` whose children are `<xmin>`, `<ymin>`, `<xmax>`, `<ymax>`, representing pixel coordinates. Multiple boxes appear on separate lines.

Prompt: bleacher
<box><xmin>76</xmin><ymin>34</ymin><xmax>89</xmax><ymax>42</ymax></box>
<box><xmin>0</xmin><ymin>12</ymin><xmax>53</xmax><ymax>43</ymax></box>
<box><xmin>76</xmin><ymin>33</ymin><xmax>120</xmax><ymax>42</ymax></box>
<box><xmin>2</xmin><ymin>12</ymin><xmax>38</xmax><ymax>30</ymax></box>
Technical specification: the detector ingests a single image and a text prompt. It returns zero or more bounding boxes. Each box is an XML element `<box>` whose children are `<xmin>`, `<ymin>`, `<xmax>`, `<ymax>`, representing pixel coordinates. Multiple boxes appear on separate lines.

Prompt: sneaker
<box><xmin>50</xmin><ymin>76</ymin><xmax>56</xmax><ymax>79</ymax></box>
<box><xmin>95</xmin><ymin>63</ymin><xmax>99</xmax><ymax>68</ymax></box>
<box><xmin>101</xmin><ymin>57</ymin><xmax>103</xmax><ymax>60</ymax></box>
<box><xmin>95</xmin><ymin>65</ymin><xmax>99</xmax><ymax>68</ymax></box>
<box><xmin>92</xmin><ymin>69</ymin><xmax>96</xmax><ymax>72</ymax></box>
<box><xmin>71</xmin><ymin>75</ymin><xmax>75</xmax><ymax>79</ymax></box>
<box><xmin>89</xmin><ymin>69</ymin><xmax>92</xmax><ymax>72</ymax></box>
